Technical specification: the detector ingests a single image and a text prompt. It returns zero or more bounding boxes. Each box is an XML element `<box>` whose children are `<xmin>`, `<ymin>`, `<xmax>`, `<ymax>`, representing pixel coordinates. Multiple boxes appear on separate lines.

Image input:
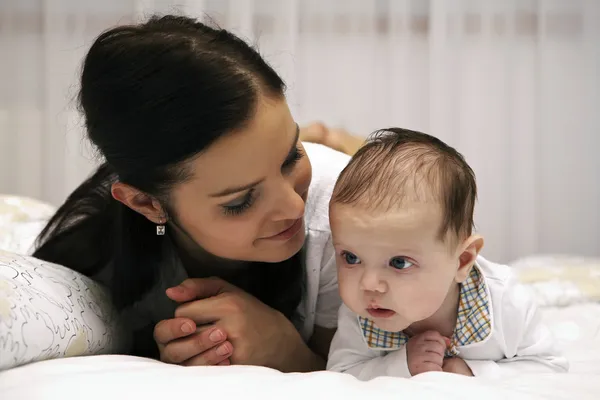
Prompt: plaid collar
<box><xmin>358</xmin><ymin>264</ymin><xmax>492</xmax><ymax>356</ymax></box>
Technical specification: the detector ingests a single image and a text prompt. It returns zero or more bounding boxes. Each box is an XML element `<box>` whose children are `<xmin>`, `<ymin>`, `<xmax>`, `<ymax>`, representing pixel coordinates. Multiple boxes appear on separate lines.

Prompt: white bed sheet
<box><xmin>1</xmin><ymin>303</ymin><xmax>598</xmax><ymax>400</ymax></box>
<box><xmin>0</xmin><ymin>354</ymin><xmax>596</xmax><ymax>400</ymax></box>
<box><xmin>541</xmin><ymin>302</ymin><xmax>600</xmax><ymax>375</ymax></box>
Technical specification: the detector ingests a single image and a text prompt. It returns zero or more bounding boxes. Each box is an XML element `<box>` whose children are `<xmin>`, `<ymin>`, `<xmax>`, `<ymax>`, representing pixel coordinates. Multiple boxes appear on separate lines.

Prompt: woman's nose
<box><xmin>272</xmin><ymin>179</ymin><xmax>305</xmax><ymax>221</ymax></box>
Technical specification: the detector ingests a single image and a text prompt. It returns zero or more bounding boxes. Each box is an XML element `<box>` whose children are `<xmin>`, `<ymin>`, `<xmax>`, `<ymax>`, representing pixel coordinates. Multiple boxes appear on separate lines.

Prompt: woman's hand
<box><xmin>153</xmin><ymin>313</ymin><xmax>233</xmax><ymax>366</ymax></box>
<box><xmin>154</xmin><ymin>277</ymin><xmax>322</xmax><ymax>371</ymax></box>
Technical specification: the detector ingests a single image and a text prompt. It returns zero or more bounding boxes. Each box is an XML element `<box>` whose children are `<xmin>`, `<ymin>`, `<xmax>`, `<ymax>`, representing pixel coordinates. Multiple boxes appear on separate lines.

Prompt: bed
<box><xmin>1</xmin><ymin>194</ymin><xmax>599</xmax><ymax>399</ymax></box>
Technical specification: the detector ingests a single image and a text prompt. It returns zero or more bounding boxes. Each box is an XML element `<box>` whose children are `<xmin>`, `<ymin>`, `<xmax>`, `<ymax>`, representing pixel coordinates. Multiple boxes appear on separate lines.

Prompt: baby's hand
<box><xmin>406</xmin><ymin>330</ymin><xmax>450</xmax><ymax>376</ymax></box>
<box><xmin>442</xmin><ymin>357</ymin><xmax>474</xmax><ymax>376</ymax></box>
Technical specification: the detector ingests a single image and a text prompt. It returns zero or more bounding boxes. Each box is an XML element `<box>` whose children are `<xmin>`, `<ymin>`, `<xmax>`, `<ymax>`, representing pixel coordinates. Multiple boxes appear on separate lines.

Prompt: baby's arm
<box><xmin>465</xmin><ymin>280</ymin><xmax>569</xmax><ymax>377</ymax></box>
<box><xmin>326</xmin><ymin>304</ymin><xmax>412</xmax><ymax>380</ymax></box>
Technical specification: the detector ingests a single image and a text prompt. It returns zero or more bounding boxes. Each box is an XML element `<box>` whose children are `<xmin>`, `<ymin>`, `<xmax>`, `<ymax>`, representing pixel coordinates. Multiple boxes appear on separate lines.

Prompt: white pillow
<box><xmin>510</xmin><ymin>255</ymin><xmax>600</xmax><ymax>307</ymax></box>
<box><xmin>0</xmin><ymin>195</ymin><xmax>56</xmax><ymax>254</ymax></box>
<box><xmin>0</xmin><ymin>251</ymin><xmax>124</xmax><ymax>371</ymax></box>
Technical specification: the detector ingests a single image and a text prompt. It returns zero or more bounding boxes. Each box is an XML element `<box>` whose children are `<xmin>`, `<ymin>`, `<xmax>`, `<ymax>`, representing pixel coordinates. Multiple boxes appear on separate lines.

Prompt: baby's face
<box><xmin>330</xmin><ymin>201</ymin><xmax>460</xmax><ymax>332</ymax></box>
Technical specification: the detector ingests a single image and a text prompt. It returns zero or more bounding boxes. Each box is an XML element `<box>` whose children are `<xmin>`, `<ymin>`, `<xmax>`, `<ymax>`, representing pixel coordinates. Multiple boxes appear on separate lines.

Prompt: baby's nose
<box><xmin>359</xmin><ymin>269</ymin><xmax>386</xmax><ymax>293</ymax></box>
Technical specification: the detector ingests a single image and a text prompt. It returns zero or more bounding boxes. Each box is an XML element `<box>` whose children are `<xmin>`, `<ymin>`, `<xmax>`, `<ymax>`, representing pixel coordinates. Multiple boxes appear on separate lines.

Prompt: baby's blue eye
<box><xmin>341</xmin><ymin>251</ymin><xmax>361</xmax><ymax>265</ymax></box>
<box><xmin>389</xmin><ymin>257</ymin><xmax>413</xmax><ymax>270</ymax></box>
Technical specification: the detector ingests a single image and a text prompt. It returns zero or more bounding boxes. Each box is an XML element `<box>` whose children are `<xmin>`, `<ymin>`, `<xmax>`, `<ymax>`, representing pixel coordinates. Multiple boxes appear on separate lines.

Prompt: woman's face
<box><xmin>170</xmin><ymin>96</ymin><xmax>312</xmax><ymax>263</ymax></box>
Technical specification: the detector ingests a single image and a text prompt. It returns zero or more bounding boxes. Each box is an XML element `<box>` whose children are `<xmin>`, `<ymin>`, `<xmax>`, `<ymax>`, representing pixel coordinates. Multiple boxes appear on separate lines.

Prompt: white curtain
<box><xmin>1</xmin><ymin>0</ymin><xmax>599</xmax><ymax>262</ymax></box>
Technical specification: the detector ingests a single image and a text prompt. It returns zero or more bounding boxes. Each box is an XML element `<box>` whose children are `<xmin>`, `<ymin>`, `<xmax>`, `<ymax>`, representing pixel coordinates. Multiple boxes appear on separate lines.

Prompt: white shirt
<box><xmin>118</xmin><ymin>142</ymin><xmax>350</xmax><ymax>343</ymax></box>
<box><xmin>292</xmin><ymin>142</ymin><xmax>351</xmax><ymax>339</ymax></box>
<box><xmin>327</xmin><ymin>256</ymin><xmax>569</xmax><ymax>379</ymax></box>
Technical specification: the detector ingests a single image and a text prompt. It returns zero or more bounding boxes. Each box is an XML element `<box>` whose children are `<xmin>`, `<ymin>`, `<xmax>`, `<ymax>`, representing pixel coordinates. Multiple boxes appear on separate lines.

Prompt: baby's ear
<box><xmin>455</xmin><ymin>235</ymin><xmax>484</xmax><ymax>283</ymax></box>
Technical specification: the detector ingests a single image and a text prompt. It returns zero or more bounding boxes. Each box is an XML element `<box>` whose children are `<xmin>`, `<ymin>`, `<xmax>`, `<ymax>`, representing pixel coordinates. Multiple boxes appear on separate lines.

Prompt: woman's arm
<box><xmin>283</xmin><ymin>326</ymin><xmax>336</xmax><ymax>372</ymax></box>
<box><xmin>286</xmin><ymin>331</ymin><xmax>327</xmax><ymax>372</ymax></box>
<box><xmin>309</xmin><ymin>326</ymin><xmax>336</xmax><ymax>361</ymax></box>
<box><xmin>300</xmin><ymin>122</ymin><xmax>364</xmax><ymax>156</ymax></box>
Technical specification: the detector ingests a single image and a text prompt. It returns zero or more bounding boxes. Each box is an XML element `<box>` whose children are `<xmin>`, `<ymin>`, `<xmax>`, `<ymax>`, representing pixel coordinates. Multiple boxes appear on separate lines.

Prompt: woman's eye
<box><xmin>222</xmin><ymin>189</ymin><xmax>256</xmax><ymax>216</ymax></box>
<box><xmin>389</xmin><ymin>257</ymin><xmax>414</xmax><ymax>270</ymax></box>
<box><xmin>341</xmin><ymin>251</ymin><xmax>361</xmax><ymax>265</ymax></box>
<box><xmin>282</xmin><ymin>146</ymin><xmax>304</xmax><ymax>171</ymax></box>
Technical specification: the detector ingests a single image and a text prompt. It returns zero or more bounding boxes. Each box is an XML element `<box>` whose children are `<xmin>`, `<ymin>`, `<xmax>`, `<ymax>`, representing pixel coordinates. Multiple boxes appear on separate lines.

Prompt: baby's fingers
<box><xmin>412</xmin><ymin>359</ymin><xmax>443</xmax><ymax>375</ymax></box>
<box><xmin>421</xmin><ymin>330</ymin><xmax>450</xmax><ymax>350</ymax></box>
<box><xmin>421</xmin><ymin>351</ymin><xmax>445</xmax><ymax>367</ymax></box>
<box><xmin>421</xmin><ymin>341</ymin><xmax>446</xmax><ymax>358</ymax></box>
<box><xmin>421</xmin><ymin>361</ymin><xmax>444</xmax><ymax>372</ymax></box>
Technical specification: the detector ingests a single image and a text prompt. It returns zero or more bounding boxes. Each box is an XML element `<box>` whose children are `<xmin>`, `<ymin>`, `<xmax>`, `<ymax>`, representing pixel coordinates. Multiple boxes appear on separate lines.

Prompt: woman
<box><xmin>33</xmin><ymin>15</ymin><xmax>350</xmax><ymax>372</ymax></box>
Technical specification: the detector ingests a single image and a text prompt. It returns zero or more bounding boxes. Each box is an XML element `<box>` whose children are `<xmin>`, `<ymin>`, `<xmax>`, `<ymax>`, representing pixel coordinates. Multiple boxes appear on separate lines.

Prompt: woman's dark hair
<box><xmin>33</xmin><ymin>15</ymin><xmax>302</xmax><ymax>322</ymax></box>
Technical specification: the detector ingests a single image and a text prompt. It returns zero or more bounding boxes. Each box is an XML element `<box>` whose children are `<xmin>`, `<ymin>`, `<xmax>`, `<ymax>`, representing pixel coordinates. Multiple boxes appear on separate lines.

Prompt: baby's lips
<box><xmin>444</xmin><ymin>337</ymin><xmax>452</xmax><ymax>348</ymax></box>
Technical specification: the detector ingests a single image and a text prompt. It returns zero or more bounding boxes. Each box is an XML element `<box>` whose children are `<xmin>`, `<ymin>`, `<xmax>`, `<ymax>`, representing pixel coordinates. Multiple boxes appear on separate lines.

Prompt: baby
<box><xmin>326</xmin><ymin>128</ymin><xmax>568</xmax><ymax>379</ymax></box>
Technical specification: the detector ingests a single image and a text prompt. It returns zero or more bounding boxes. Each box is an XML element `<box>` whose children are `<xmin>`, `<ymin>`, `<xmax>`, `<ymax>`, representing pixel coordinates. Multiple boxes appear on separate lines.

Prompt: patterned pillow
<box><xmin>0</xmin><ymin>251</ymin><xmax>124</xmax><ymax>371</ymax></box>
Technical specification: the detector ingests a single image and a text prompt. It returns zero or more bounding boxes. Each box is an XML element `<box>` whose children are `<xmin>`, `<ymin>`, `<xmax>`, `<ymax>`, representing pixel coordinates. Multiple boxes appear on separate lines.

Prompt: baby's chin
<box><xmin>370</xmin><ymin>316</ymin><xmax>411</xmax><ymax>333</ymax></box>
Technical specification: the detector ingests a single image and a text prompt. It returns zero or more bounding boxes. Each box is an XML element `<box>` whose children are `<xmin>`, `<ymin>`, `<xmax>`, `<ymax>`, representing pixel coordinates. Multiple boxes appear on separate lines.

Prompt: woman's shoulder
<box><xmin>303</xmin><ymin>142</ymin><xmax>350</xmax><ymax>234</ymax></box>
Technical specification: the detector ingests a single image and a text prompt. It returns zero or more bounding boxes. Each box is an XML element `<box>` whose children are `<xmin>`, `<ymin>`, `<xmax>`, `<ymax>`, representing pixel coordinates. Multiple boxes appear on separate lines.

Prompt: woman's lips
<box><xmin>264</xmin><ymin>218</ymin><xmax>303</xmax><ymax>241</ymax></box>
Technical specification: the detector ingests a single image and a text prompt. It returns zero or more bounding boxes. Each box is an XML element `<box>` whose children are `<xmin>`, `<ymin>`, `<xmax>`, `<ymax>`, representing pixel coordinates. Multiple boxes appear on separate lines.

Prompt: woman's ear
<box><xmin>455</xmin><ymin>234</ymin><xmax>484</xmax><ymax>283</ymax></box>
<box><xmin>111</xmin><ymin>182</ymin><xmax>165</xmax><ymax>223</ymax></box>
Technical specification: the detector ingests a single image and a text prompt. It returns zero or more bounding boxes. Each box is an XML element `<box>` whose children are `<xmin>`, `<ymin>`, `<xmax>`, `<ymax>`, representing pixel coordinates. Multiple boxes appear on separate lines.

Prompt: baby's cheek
<box><xmin>337</xmin><ymin>269</ymin><xmax>359</xmax><ymax>307</ymax></box>
<box><xmin>416</xmin><ymin>285</ymin><xmax>451</xmax><ymax>319</ymax></box>
<box><xmin>390</xmin><ymin>284</ymin><xmax>436</xmax><ymax>320</ymax></box>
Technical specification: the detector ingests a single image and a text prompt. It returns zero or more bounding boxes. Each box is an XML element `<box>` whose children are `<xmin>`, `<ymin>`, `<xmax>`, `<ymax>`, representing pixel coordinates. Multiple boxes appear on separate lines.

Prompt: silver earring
<box><xmin>156</xmin><ymin>217</ymin><xmax>166</xmax><ymax>236</ymax></box>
